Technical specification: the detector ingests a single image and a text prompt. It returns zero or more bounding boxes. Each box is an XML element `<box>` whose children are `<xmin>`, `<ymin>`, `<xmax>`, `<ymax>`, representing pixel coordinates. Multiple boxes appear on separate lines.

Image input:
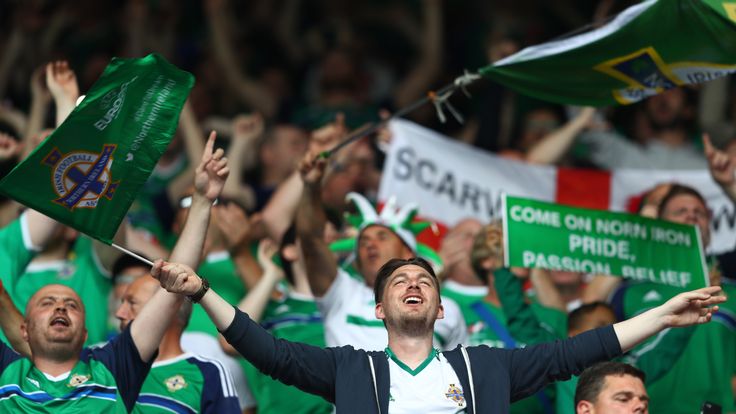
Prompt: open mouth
<box><xmin>50</xmin><ymin>317</ymin><xmax>70</xmax><ymax>327</ymax></box>
<box><xmin>403</xmin><ymin>295</ymin><xmax>423</xmax><ymax>305</ymax></box>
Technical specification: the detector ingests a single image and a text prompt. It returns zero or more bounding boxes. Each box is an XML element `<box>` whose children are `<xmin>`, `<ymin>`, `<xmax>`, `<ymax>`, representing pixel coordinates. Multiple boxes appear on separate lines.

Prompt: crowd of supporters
<box><xmin>0</xmin><ymin>0</ymin><xmax>734</xmax><ymax>413</ymax></box>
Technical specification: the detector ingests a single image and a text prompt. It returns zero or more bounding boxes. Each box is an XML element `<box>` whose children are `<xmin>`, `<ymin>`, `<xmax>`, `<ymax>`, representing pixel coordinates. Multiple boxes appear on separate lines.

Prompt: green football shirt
<box><xmin>0</xmin><ymin>326</ymin><xmax>151</xmax><ymax>412</ymax></box>
<box><xmin>615</xmin><ymin>281</ymin><xmax>736</xmax><ymax>414</ymax></box>
<box><xmin>251</xmin><ymin>288</ymin><xmax>333</xmax><ymax>414</ymax></box>
<box><xmin>134</xmin><ymin>352</ymin><xmax>240</xmax><ymax>413</ymax></box>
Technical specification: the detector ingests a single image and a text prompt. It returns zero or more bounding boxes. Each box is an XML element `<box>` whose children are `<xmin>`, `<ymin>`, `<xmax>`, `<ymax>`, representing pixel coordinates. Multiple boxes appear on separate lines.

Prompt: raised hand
<box><xmin>658</xmin><ymin>286</ymin><xmax>726</xmax><ymax>328</ymax></box>
<box><xmin>0</xmin><ymin>134</ymin><xmax>22</xmax><ymax>162</ymax></box>
<box><xmin>256</xmin><ymin>238</ymin><xmax>284</xmax><ymax>281</ymax></box>
<box><xmin>703</xmin><ymin>133</ymin><xmax>735</xmax><ymax>187</ymax></box>
<box><xmin>232</xmin><ymin>113</ymin><xmax>264</xmax><ymax>143</ymax></box>
<box><xmin>30</xmin><ymin>65</ymin><xmax>51</xmax><ymax>103</ymax></box>
<box><xmin>46</xmin><ymin>60</ymin><xmax>79</xmax><ymax>105</ymax></box>
<box><xmin>309</xmin><ymin>112</ymin><xmax>347</xmax><ymax>156</ymax></box>
<box><xmin>194</xmin><ymin>131</ymin><xmax>230</xmax><ymax>202</ymax></box>
<box><xmin>297</xmin><ymin>150</ymin><xmax>327</xmax><ymax>187</ymax></box>
<box><xmin>213</xmin><ymin>202</ymin><xmax>252</xmax><ymax>250</ymax></box>
<box><xmin>150</xmin><ymin>260</ymin><xmax>202</xmax><ymax>296</ymax></box>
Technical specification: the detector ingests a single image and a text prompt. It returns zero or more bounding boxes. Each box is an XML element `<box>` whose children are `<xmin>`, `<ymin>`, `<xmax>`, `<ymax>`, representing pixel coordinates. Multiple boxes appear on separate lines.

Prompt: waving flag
<box><xmin>0</xmin><ymin>54</ymin><xmax>194</xmax><ymax>244</ymax></box>
<box><xmin>480</xmin><ymin>0</ymin><xmax>736</xmax><ymax>106</ymax></box>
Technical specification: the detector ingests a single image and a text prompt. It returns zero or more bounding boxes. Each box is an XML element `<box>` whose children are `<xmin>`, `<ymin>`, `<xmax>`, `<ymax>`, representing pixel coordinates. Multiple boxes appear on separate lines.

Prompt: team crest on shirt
<box><xmin>67</xmin><ymin>374</ymin><xmax>90</xmax><ymax>387</ymax></box>
<box><xmin>43</xmin><ymin>145</ymin><xmax>120</xmax><ymax>210</ymax></box>
<box><xmin>165</xmin><ymin>375</ymin><xmax>188</xmax><ymax>392</ymax></box>
<box><xmin>444</xmin><ymin>384</ymin><xmax>465</xmax><ymax>406</ymax></box>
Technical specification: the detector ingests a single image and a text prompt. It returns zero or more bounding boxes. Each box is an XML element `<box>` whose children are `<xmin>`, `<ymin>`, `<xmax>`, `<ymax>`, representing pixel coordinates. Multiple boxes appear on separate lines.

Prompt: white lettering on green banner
<box><xmin>502</xmin><ymin>195</ymin><xmax>709</xmax><ymax>289</ymax></box>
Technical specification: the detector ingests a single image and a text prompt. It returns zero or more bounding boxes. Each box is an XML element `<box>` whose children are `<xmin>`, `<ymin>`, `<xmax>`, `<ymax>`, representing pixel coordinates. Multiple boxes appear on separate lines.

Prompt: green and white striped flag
<box><xmin>480</xmin><ymin>0</ymin><xmax>736</xmax><ymax>106</ymax></box>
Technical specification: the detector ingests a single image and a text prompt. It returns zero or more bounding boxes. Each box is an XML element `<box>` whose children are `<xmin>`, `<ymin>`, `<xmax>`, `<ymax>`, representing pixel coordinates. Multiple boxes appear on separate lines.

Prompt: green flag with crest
<box><xmin>0</xmin><ymin>53</ymin><xmax>194</xmax><ymax>244</ymax></box>
<box><xmin>480</xmin><ymin>0</ymin><xmax>736</xmax><ymax>106</ymax></box>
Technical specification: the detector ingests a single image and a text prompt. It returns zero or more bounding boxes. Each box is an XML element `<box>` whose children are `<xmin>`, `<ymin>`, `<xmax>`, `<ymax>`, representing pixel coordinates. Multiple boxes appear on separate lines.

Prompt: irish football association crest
<box><xmin>445</xmin><ymin>384</ymin><xmax>465</xmax><ymax>406</ymax></box>
<box><xmin>43</xmin><ymin>145</ymin><xmax>120</xmax><ymax>210</ymax></box>
<box><xmin>165</xmin><ymin>375</ymin><xmax>187</xmax><ymax>392</ymax></box>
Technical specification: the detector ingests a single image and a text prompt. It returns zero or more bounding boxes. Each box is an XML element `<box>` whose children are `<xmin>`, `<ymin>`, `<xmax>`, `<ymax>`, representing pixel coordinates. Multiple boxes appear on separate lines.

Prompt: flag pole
<box><xmin>319</xmin><ymin>71</ymin><xmax>481</xmax><ymax>159</ymax></box>
<box><xmin>111</xmin><ymin>243</ymin><xmax>154</xmax><ymax>266</ymax></box>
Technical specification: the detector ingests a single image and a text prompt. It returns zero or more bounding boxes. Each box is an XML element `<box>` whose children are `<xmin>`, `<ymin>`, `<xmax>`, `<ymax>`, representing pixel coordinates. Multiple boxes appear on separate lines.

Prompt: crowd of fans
<box><xmin>1</xmin><ymin>0</ymin><xmax>735</xmax><ymax>413</ymax></box>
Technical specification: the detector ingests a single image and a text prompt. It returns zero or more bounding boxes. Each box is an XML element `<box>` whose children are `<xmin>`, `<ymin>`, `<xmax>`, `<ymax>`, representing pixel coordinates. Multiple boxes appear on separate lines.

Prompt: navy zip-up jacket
<box><xmin>222</xmin><ymin>308</ymin><xmax>622</xmax><ymax>413</ymax></box>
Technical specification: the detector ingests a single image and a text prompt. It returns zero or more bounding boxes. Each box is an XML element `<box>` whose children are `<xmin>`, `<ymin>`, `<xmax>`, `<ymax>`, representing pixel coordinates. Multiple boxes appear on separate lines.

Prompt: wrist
<box><xmin>187</xmin><ymin>276</ymin><xmax>210</xmax><ymax>303</ymax></box>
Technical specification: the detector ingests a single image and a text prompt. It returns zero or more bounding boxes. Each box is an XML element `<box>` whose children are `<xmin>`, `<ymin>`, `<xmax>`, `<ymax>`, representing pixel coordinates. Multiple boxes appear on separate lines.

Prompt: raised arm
<box><xmin>0</xmin><ymin>280</ymin><xmax>31</xmax><ymax>357</ymax></box>
<box><xmin>525</xmin><ymin>107</ymin><xmax>596</xmax><ymax>165</ymax></box>
<box><xmin>612</xmin><ymin>286</ymin><xmax>724</xmax><ymax>352</ymax></box>
<box><xmin>295</xmin><ymin>150</ymin><xmax>337</xmax><ymax>296</ymax></box>
<box><xmin>46</xmin><ymin>61</ymin><xmax>79</xmax><ymax>128</ymax></box>
<box><xmin>152</xmin><ymin>260</ymin><xmax>338</xmax><ymax>401</ymax></box>
<box><xmin>236</xmin><ymin>239</ymin><xmax>284</xmax><ymax>322</ymax></box>
<box><xmin>130</xmin><ymin>131</ymin><xmax>229</xmax><ymax>361</ymax></box>
<box><xmin>205</xmin><ymin>0</ymin><xmax>277</xmax><ymax>118</ymax></box>
<box><xmin>703</xmin><ymin>133</ymin><xmax>736</xmax><ymax>204</ymax></box>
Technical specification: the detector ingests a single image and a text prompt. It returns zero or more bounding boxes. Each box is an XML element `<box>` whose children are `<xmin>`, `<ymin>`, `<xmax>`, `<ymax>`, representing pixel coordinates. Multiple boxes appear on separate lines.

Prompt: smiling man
<box><xmin>151</xmin><ymin>256</ymin><xmax>725</xmax><ymax>413</ymax></box>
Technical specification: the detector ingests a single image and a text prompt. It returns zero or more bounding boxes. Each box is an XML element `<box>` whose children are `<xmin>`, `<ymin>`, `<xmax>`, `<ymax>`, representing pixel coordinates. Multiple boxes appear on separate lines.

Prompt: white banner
<box><xmin>379</xmin><ymin>119</ymin><xmax>736</xmax><ymax>254</ymax></box>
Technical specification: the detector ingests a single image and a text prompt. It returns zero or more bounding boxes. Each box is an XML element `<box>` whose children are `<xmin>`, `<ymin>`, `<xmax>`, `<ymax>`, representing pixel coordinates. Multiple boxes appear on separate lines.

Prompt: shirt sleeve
<box><xmin>578</xmin><ymin>130</ymin><xmax>643</xmax><ymax>170</ymax></box>
<box><xmin>0</xmin><ymin>214</ymin><xmax>39</xmax><ymax>287</ymax></box>
<box><xmin>493</xmin><ymin>268</ymin><xmax>560</xmax><ymax>344</ymax></box>
<box><xmin>190</xmin><ymin>357</ymin><xmax>241</xmax><ymax>414</ymax></box>
<box><xmin>506</xmin><ymin>325</ymin><xmax>622</xmax><ymax>401</ymax></box>
<box><xmin>316</xmin><ymin>268</ymin><xmax>360</xmax><ymax>318</ymax></box>
<box><xmin>221</xmin><ymin>307</ymin><xmax>339</xmax><ymax>402</ymax></box>
<box><xmin>84</xmin><ymin>324</ymin><xmax>155</xmax><ymax>412</ymax></box>
<box><xmin>0</xmin><ymin>341</ymin><xmax>22</xmax><ymax>375</ymax></box>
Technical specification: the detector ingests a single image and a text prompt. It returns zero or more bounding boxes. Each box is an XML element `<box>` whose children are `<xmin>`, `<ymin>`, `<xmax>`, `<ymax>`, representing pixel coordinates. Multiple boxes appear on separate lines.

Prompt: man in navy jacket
<box><xmin>151</xmin><ymin>256</ymin><xmax>724</xmax><ymax>413</ymax></box>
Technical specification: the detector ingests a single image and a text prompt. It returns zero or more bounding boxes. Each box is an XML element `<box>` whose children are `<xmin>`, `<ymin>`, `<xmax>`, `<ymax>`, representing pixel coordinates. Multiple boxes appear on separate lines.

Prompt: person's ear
<box><xmin>436</xmin><ymin>303</ymin><xmax>445</xmax><ymax>320</ymax></box>
<box><xmin>20</xmin><ymin>322</ymin><xmax>29</xmax><ymax>343</ymax></box>
<box><xmin>576</xmin><ymin>400</ymin><xmax>594</xmax><ymax>414</ymax></box>
<box><xmin>375</xmin><ymin>302</ymin><xmax>385</xmax><ymax>320</ymax></box>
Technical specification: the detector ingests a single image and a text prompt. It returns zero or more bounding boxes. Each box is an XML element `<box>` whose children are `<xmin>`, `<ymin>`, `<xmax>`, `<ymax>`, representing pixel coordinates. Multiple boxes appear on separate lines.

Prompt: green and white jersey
<box><xmin>440</xmin><ymin>280</ymin><xmax>488</xmax><ymax>325</ymax></box>
<box><xmin>386</xmin><ymin>347</ymin><xmax>466</xmax><ymax>413</ymax></box>
<box><xmin>251</xmin><ymin>288</ymin><xmax>332</xmax><ymax>414</ymax></box>
<box><xmin>614</xmin><ymin>281</ymin><xmax>736</xmax><ymax>414</ymax></box>
<box><xmin>318</xmin><ymin>269</ymin><xmax>468</xmax><ymax>351</ymax></box>
<box><xmin>134</xmin><ymin>353</ymin><xmax>240</xmax><ymax>414</ymax></box>
<box><xmin>0</xmin><ymin>326</ymin><xmax>151</xmax><ymax>413</ymax></box>
<box><xmin>186</xmin><ymin>251</ymin><xmax>245</xmax><ymax>337</ymax></box>
<box><xmin>12</xmin><ymin>236</ymin><xmax>111</xmax><ymax>346</ymax></box>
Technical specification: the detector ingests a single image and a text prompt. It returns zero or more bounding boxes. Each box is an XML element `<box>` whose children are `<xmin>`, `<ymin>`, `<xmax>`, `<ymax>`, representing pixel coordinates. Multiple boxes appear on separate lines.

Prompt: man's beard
<box><xmin>393</xmin><ymin>312</ymin><xmax>434</xmax><ymax>337</ymax></box>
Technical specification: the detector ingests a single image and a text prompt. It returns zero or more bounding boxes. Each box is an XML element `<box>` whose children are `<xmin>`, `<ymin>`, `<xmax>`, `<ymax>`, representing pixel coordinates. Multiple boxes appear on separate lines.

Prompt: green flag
<box><xmin>0</xmin><ymin>54</ymin><xmax>194</xmax><ymax>244</ymax></box>
<box><xmin>503</xmin><ymin>195</ymin><xmax>709</xmax><ymax>290</ymax></box>
<box><xmin>480</xmin><ymin>0</ymin><xmax>736</xmax><ymax>106</ymax></box>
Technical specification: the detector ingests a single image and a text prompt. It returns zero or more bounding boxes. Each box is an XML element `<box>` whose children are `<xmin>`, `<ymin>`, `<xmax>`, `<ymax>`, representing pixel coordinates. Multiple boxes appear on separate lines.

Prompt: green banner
<box><xmin>503</xmin><ymin>195</ymin><xmax>708</xmax><ymax>289</ymax></box>
<box><xmin>0</xmin><ymin>54</ymin><xmax>194</xmax><ymax>244</ymax></box>
<box><xmin>480</xmin><ymin>0</ymin><xmax>736</xmax><ymax>106</ymax></box>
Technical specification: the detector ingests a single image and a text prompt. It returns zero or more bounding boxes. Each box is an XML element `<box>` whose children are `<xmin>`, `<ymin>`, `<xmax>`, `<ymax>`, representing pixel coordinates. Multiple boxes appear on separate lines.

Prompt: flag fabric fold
<box><xmin>479</xmin><ymin>0</ymin><xmax>736</xmax><ymax>106</ymax></box>
<box><xmin>0</xmin><ymin>54</ymin><xmax>194</xmax><ymax>244</ymax></box>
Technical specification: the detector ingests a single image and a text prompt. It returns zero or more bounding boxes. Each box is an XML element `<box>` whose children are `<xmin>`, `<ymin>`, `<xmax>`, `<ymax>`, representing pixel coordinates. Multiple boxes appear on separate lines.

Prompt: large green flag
<box><xmin>0</xmin><ymin>54</ymin><xmax>194</xmax><ymax>244</ymax></box>
<box><xmin>480</xmin><ymin>0</ymin><xmax>736</xmax><ymax>106</ymax></box>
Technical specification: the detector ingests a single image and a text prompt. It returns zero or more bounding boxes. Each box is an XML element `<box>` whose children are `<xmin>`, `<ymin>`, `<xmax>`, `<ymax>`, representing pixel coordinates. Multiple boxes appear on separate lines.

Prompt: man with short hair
<box><xmin>575</xmin><ymin>362</ymin><xmax>649</xmax><ymax>414</ymax></box>
<box><xmin>296</xmin><ymin>151</ymin><xmax>467</xmax><ymax>351</ymax></box>
<box><xmin>152</xmin><ymin>255</ymin><xmax>723</xmax><ymax>413</ymax></box>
